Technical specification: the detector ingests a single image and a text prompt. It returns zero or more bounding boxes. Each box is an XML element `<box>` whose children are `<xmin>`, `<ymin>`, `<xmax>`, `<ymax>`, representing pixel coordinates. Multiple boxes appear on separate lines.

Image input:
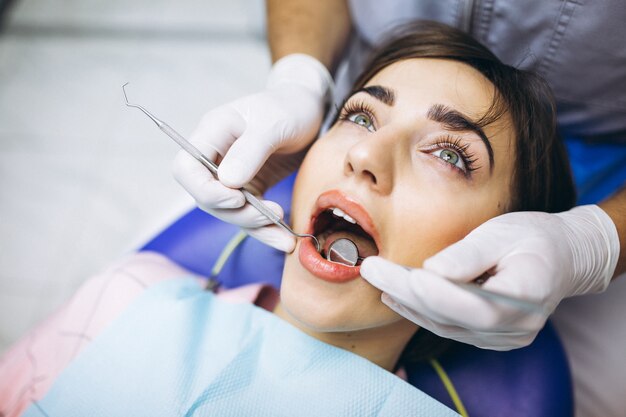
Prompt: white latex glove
<box><xmin>361</xmin><ymin>205</ymin><xmax>620</xmax><ymax>350</ymax></box>
<box><xmin>172</xmin><ymin>54</ymin><xmax>333</xmax><ymax>252</ymax></box>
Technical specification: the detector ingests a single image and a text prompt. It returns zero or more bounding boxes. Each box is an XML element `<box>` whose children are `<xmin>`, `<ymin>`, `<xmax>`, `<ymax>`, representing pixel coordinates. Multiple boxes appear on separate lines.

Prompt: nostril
<box><xmin>363</xmin><ymin>170</ymin><xmax>377</xmax><ymax>185</ymax></box>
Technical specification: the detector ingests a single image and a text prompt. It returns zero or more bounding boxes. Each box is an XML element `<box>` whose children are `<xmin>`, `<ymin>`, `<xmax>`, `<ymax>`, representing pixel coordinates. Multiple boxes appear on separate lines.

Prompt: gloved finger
<box><xmin>448</xmin><ymin>325</ymin><xmax>539</xmax><ymax>350</ymax></box>
<box><xmin>423</xmin><ymin>226</ymin><xmax>509</xmax><ymax>282</ymax></box>
<box><xmin>479</xmin><ymin>251</ymin><xmax>554</xmax><ymax>306</ymax></box>
<box><xmin>380</xmin><ymin>292</ymin><xmax>452</xmax><ymax>334</ymax></box>
<box><xmin>360</xmin><ymin>257</ymin><xmax>456</xmax><ymax>325</ymax></box>
<box><xmin>362</xmin><ymin>257</ymin><xmax>523</xmax><ymax>331</ymax></box>
<box><xmin>172</xmin><ymin>150</ymin><xmax>246</xmax><ymax>210</ymax></box>
<box><xmin>176</xmin><ymin>106</ymin><xmax>249</xmax><ymax>205</ymax></box>
<box><xmin>217</xmin><ymin>128</ymin><xmax>281</xmax><ymax>188</ymax></box>
<box><xmin>360</xmin><ymin>257</ymin><xmax>447</xmax><ymax>315</ymax></box>
<box><xmin>381</xmin><ymin>293</ymin><xmax>501</xmax><ymax>346</ymax></box>
<box><xmin>360</xmin><ymin>257</ymin><xmax>415</xmax><ymax>298</ymax></box>
<box><xmin>410</xmin><ymin>270</ymin><xmax>531</xmax><ymax>331</ymax></box>
<box><xmin>383</xmin><ymin>293</ymin><xmax>477</xmax><ymax>340</ymax></box>
<box><xmin>383</xmin><ymin>293</ymin><xmax>536</xmax><ymax>349</ymax></box>
<box><xmin>189</xmin><ymin>106</ymin><xmax>245</xmax><ymax>157</ymax></box>
<box><xmin>173</xmin><ymin>109</ymin><xmax>247</xmax><ymax>210</ymax></box>
<box><xmin>243</xmin><ymin>224</ymin><xmax>296</xmax><ymax>253</ymax></box>
<box><xmin>425</xmin><ymin>247</ymin><xmax>554</xmax><ymax>328</ymax></box>
<box><xmin>209</xmin><ymin>200</ymin><xmax>285</xmax><ymax>229</ymax></box>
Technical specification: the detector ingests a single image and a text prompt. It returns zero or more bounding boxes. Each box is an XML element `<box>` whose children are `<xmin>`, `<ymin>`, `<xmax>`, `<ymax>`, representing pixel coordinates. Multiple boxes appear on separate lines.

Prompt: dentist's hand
<box><xmin>172</xmin><ymin>54</ymin><xmax>333</xmax><ymax>252</ymax></box>
<box><xmin>361</xmin><ymin>205</ymin><xmax>620</xmax><ymax>350</ymax></box>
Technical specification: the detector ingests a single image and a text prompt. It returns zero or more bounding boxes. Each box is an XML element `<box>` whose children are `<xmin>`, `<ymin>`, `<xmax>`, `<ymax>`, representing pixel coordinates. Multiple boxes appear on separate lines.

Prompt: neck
<box><xmin>273</xmin><ymin>302</ymin><xmax>418</xmax><ymax>371</ymax></box>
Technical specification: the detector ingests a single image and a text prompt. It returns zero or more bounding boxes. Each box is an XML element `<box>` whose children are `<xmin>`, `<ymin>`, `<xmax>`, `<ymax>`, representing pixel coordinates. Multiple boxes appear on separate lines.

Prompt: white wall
<box><xmin>0</xmin><ymin>0</ymin><xmax>269</xmax><ymax>352</ymax></box>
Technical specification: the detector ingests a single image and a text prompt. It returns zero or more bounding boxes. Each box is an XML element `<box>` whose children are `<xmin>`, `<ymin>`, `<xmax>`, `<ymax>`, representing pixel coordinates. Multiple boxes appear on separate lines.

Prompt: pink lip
<box><xmin>298</xmin><ymin>190</ymin><xmax>380</xmax><ymax>283</ymax></box>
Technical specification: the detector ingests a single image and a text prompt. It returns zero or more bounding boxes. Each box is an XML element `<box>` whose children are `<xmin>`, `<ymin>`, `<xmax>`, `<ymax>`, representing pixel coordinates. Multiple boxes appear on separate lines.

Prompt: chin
<box><xmin>280</xmin><ymin>251</ymin><xmax>403</xmax><ymax>333</ymax></box>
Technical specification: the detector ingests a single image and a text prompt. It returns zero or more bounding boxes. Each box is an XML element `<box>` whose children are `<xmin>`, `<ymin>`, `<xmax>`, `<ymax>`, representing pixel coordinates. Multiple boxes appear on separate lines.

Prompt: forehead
<box><xmin>366</xmin><ymin>58</ymin><xmax>497</xmax><ymax>121</ymax></box>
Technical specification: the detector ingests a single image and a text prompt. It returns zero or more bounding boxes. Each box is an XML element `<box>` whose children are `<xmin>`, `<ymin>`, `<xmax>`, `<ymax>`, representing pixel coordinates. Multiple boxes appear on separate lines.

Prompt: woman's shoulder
<box><xmin>59</xmin><ymin>251</ymin><xmax>204</xmax><ymax>332</ymax></box>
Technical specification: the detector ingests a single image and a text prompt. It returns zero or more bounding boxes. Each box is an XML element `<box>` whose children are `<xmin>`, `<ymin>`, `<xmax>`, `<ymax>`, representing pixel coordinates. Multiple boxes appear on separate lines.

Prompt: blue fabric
<box><xmin>406</xmin><ymin>322</ymin><xmax>573</xmax><ymax>417</ymax></box>
<box><xmin>565</xmin><ymin>137</ymin><xmax>626</xmax><ymax>205</ymax></box>
<box><xmin>140</xmin><ymin>175</ymin><xmax>296</xmax><ymax>287</ymax></box>
<box><xmin>26</xmin><ymin>278</ymin><xmax>459</xmax><ymax>417</ymax></box>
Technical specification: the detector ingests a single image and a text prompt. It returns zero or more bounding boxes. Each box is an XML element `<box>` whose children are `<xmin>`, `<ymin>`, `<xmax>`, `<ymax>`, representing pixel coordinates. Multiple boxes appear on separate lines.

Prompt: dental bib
<box><xmin>25</xmin><ymin>277</ymin><xmax>458</xmax><ymax>416</ymax></box>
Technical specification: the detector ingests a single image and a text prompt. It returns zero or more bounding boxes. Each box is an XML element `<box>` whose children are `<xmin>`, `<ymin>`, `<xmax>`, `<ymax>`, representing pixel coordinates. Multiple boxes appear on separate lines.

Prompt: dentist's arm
<box><xmin>361</xmin><ymin>187</ymin><xmax>623</xmax><ymax>350</ymax></box>
<box><xmin>172</xmin><ymin>0</ymin><xmax>351</xmax><ymax>252</ymax></box>
<box><xmin>267</xmin><ymin>0</ymin><xmax>351</xmax><ymax>71</ymax></box>
<box><xmin>600</xmin><ymin>187</ymin><xmax>626</xmax><ymax>276</ymax></box>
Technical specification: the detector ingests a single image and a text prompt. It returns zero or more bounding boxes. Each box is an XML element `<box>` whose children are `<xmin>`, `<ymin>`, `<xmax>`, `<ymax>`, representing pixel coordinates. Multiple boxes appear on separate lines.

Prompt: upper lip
<box><xmin>308</xmin><ymin>189</ymin><xmax>381</xmax><ymax>251</ymax></box>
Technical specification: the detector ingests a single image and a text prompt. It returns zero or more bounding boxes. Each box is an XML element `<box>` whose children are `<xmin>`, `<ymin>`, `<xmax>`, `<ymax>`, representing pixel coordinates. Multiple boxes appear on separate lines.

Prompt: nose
<box><xmin>344</xmin><ymin>131</ymin><xmax>395</xmax><ymax>194</ymax></box>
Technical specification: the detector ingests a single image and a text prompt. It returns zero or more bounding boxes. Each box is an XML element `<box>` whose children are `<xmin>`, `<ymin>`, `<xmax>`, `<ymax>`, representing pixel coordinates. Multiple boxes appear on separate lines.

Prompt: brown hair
<box><xmin>339</xmin><ymin>21</ymin><xmax>576</xmax><ymax>365</ymax></box>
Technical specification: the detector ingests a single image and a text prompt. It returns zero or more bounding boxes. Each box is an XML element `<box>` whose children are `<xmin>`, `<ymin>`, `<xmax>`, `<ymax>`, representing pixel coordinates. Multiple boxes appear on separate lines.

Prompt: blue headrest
<box><xmin>141</xmin><ymin>175</ymin><xmax>573</xmax><ymax>416</ymax></box>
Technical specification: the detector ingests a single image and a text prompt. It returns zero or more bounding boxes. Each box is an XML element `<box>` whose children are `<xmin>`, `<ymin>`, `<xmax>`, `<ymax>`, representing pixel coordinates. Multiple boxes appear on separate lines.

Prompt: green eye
<box><xmin>430</xmin><ymin>148</ymin><xmax>466</xmax><ymax>172</ymax></box>
<box><xmin>439</xmin><ymin>149</ymin><xmax>459</xmax><ymax>165</ymax></box>
<box><xmin>354</xmin><ymin>114</ymin><xmax>370</xmax><ymax>126</ymax></box>
<box><xmin>348</xmin><ymin>113</ymin><xmax>375</xmax><ymax>132</ymax></box>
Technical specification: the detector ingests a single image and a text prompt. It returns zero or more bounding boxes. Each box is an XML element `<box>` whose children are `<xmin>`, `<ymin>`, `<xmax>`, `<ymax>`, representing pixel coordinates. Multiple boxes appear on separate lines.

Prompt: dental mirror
<box><xmin>326</xmin><ymin>238</ymin><xmax>363</xmax><ymax>267</ymax></box>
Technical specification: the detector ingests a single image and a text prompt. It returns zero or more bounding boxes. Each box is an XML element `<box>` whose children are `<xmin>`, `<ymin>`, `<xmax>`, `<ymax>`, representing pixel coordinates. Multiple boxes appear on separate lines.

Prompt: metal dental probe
<box><xmin>122</xmin><ymin>83</ymin><xmax>320</xmax><ymax>252</ymax></box>
<box><xmin>328</xmin><ymin>237</ymin><xmax>548</xmax><ymax>315</ymax></box>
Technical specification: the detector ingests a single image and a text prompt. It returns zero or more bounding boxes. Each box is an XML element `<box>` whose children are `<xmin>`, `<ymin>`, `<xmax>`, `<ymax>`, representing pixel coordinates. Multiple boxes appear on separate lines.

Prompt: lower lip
<box><xmin>298</xmin><ymin>236</ymin><xmax>361</xmax><ymax>283</ymax></box>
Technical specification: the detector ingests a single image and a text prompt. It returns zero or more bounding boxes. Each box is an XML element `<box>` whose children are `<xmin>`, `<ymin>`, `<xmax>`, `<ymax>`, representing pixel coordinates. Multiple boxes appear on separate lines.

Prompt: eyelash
<box><xmin>337</xmin><ymin>99</ymin><xmax>376</xmax><ymax>129</ymax></box>
<box><xmin>336</xmin><ymin>100</ymin><xmax>479</xmax><ymax>177</ymax></box>
<box><xmin>424</xmin><ymin>135</ymin><xmax>479</xmax><ymax>177</ymax></box>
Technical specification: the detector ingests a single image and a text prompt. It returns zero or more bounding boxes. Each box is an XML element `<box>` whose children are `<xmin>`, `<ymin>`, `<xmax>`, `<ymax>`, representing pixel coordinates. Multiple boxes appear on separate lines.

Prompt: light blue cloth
<box><xmin>25</xmin><ymin>277</ymin><xmax>459</xmax><ymax>416</ymax></box>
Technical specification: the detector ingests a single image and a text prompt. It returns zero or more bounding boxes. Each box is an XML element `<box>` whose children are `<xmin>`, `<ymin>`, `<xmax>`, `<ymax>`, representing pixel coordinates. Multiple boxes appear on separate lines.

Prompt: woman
<box><xmin>0</xmin><ymin>21</ymin><xmax>574</xmax><ymax>416</ymax></box>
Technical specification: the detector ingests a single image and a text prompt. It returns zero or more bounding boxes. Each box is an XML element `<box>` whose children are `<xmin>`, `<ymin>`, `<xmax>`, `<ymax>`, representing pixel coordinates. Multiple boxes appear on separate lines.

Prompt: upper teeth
<box><xmin>331</xmin><ymin>207</ymin><xmax>356</xmax><ymax>224</ymax></box>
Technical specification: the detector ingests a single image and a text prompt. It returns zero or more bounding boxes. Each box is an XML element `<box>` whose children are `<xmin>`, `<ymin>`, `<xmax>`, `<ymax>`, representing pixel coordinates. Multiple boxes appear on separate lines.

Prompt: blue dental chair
<box><xmin>141</xmin><ymin>173</ymin><xmax>573</xmax><ymax>417</ymax></box>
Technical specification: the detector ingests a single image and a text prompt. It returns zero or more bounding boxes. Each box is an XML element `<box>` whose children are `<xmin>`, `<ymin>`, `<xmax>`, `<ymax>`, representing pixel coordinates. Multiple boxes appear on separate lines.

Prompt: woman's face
<box><xmin>280</xmin><ymin>58</ymin><xmax>515</xmax><ymax>334</ymax></box>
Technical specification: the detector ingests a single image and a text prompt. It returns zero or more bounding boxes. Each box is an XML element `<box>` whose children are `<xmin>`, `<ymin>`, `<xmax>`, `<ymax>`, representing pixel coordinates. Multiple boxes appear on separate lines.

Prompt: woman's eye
<box><xmin>348</xmin><ymin>113</ymin><xmax>375</xmax><ymax>132</ymax></box>
<box><xmin>431</xmin><ymin>148</ymin><xmax>466</xmax><ymax>171</ymax></box>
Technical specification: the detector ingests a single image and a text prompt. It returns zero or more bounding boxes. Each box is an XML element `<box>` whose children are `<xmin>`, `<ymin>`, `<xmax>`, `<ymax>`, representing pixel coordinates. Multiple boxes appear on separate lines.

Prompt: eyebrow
<box><xmin>427</xmin><ymin>104</ymin><xmax>495</xmax><ymax>171</ymax></box>
<box><xmin>355</xmin><ymin>85</ymin><xmax>395</xmax><ymax>106</ymax></box>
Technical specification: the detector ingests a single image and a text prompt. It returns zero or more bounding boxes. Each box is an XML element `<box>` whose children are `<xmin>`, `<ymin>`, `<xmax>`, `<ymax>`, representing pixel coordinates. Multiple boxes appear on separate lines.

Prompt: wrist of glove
<box><xmin>360</xmin><ymin>205</ymin><xmax>620</xmax><ymax>350</ymax></box>
<box><xmin>267</xmin><ymin>53</ymin><xmax>334</xmax><ymax>107</ymax></box>
<box><xmin>554</xmin><ymin>205</ymin><xmax>619</xmax><ymax>296</ymax></box>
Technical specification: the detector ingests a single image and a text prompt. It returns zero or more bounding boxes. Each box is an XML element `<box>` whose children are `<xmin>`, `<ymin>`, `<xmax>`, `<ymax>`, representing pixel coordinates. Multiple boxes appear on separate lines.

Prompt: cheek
<box><xmin>291</xmin><ymin>138</ymin><xmax>344</xmax><ymax>228</ymax></box>
<box><xmin>382</xmin><ymin>175</ymin><xmax>505</xmax><ymax>267</ymax></box>
<box><xmin>384</xmin><ymin>203</ymin><xmax>469</xmax><ymax>267</ymax></box>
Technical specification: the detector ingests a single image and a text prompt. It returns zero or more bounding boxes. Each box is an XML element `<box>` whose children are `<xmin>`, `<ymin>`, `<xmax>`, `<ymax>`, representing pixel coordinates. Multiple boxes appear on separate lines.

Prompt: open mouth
<box><xmin>298</xmin><ymin>190</ymin><xmax>380</xmax><ymax>283</ymax></box>
<box><xmin>313</xmin><ymin>208</ymin><xmax>379</xmax><ymax>265</ymax></box>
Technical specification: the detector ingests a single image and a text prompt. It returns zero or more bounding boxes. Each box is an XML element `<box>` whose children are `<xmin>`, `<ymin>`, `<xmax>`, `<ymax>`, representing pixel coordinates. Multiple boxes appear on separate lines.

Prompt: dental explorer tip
<box><xmin>298</xmin><ymin>233</ymin><xmax>320</xmax><ymax>251</ymax></box>
<box><xmin>309</xmin><ymin>235</ymin><xmax>321</xmax><ymax>252</ymax></box>
<box><xmin>122</xmin><ymin>82</ymin><xmax>132</xmax><ymax>107</ymax></box>
<box><xmin>121</xmin><ymin>83</ymin><xmax>141</xmax><ymax>113</ymax></box>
